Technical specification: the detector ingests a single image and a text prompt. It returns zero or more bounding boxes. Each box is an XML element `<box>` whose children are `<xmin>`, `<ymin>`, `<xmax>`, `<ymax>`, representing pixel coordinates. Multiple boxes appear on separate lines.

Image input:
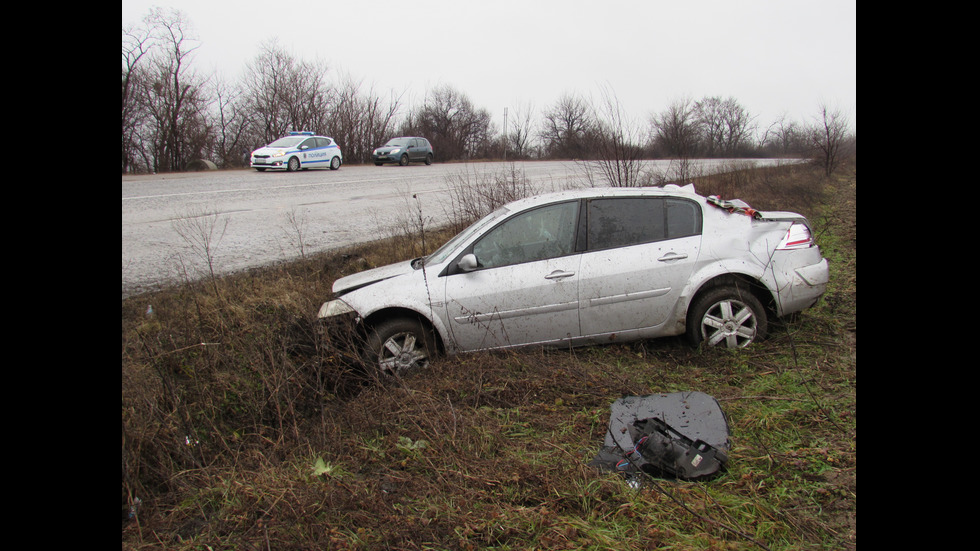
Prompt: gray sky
<box><xmin>121</xmin><ymin>0</ymin><xmax>856</xmax><ymax>135</ymax></box>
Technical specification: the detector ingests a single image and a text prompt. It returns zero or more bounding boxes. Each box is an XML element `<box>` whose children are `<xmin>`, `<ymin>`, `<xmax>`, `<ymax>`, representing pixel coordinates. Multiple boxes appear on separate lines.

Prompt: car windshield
<box><xmin>423</xmin><ymin>207</ymin><xmax>510</xmax><ymax>266</ymax></box>
<box><xmin>267</xmin><ymin>137</ymin><xmax>305</xmax><ymax>148</ymax></box>
<box><xmin>384</xmin><ymin>139</ymin><xmax>411</xmax><ymax>147</ymax></box>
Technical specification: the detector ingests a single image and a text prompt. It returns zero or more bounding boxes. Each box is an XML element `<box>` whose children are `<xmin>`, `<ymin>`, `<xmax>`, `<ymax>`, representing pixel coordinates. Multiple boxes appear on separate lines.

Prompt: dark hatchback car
<box><xmin>372</xmin><ymin>137</ymin><xmax>433</xmax><ymax>166</ymax></box>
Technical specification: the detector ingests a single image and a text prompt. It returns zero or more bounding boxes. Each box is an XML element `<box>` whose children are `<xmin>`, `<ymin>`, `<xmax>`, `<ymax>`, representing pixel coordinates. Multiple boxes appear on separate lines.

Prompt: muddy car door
<box><xmin>577</xmin><ymin>197</ymin><xmax>702</xmax><ymax>337</ymax></box>
<box><xmin>444</xmin><ymin>200</ymin><xmax>582</xmax><ymax>350</ymax></box>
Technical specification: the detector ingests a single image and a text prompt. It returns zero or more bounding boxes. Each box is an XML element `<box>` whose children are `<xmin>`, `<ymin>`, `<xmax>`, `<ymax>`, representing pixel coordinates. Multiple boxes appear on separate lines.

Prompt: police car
<box><xmin>250</xmin><ymin>132</ymin><xmax>343</xmax><ymax>172</ymax></box>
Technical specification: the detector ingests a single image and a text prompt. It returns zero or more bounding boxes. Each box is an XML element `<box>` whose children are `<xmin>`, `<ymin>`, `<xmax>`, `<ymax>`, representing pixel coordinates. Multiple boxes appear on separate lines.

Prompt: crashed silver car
<box><xmin>318</xmin><ymin>185</ymin><xmax>829</xmax><ymax>375</ymax></box>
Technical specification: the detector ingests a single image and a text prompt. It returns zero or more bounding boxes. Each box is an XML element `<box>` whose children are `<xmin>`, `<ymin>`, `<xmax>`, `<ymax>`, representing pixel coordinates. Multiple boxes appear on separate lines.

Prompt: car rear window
<box><xmin>586</xmin><ymin>197</ymin><xmax>700</xmax><ymax>250</ymax></box>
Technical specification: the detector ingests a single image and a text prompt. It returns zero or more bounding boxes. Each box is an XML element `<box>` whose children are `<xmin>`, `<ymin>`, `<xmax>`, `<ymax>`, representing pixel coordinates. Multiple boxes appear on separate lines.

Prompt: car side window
<box><xmin>587</xmin><ymin>198</ymin><xmax>665</xmax><ymax>250</ymax></box>
<box><xmin>666</xmin><ymin>198</ymin><xmax>701</xmax><ymax>238</ymax></box>
<box><xmin>586</xmin><ymin>197</ymin><xmax>702</xmax><ymax>250</ymax></box>
<box><xmin>472</xmin><ymin>201</ymin><xmax>579</xmax><ymax>269</ymax></box>
<box><xmin>315</xmin><ymin>137</ymin><xmax>330</xmax><ymax>148</ymax></box>
<box><xmin>300</xmin><ymin>138</ymin><xmax>316</xmax><ymax>149</ymax></box>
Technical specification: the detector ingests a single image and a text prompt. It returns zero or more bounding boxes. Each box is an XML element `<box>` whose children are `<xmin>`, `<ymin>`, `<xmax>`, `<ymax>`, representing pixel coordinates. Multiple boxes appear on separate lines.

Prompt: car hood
<box><xmin>252</xmin><ymin>146</ymin><xmax>291</xmax><ymax>155</ymax></box>
<box><xmin>376</xmin><ymin>146</ymin><xmax>401</xmax><ymax>152</ymax></box>
<box><xmin>332</xmin><ymin>260</ymin><xmax>417</xmax><ymax>295</ymax></box>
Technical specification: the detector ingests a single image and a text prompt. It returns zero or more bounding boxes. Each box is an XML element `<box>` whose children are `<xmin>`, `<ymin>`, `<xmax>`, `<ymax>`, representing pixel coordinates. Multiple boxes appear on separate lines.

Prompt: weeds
<box><xmin>280</xmin><ymin>207</ymin><xmax>310</xmax><ymax>260</ymax></box>
<box><xmin>171</xmin><ymin>206</ymin><xmax>229</xmax><ymax>298</ymax></box>
<box><xmin>123</xmin><ymin>161</ymin><xmax>855</xmax><ymax>550</ymax></box>
<box><xmin>441</xmin><ymin>163</ymin><xmax>538</xmax><ymax>233</ymax></box>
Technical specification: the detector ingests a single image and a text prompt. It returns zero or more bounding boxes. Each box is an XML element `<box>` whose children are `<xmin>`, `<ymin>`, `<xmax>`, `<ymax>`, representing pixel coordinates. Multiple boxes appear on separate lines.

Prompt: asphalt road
<box><xmin>121</xmin><ymin>159</ymin><xmax>790</xmax><ymax>299</ymax></box>
<box><xmin>122</xmin><ymin>160</ymin><xmax>595</xmax><ymax>298</ymax></box>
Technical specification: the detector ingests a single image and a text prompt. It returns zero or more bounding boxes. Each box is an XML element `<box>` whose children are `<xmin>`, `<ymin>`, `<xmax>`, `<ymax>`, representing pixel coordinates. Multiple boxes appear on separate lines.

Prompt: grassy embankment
<box><xmin>122</xmin><ymin>159</ymin><xmax>855</xmax><ymax>550</ymax></box>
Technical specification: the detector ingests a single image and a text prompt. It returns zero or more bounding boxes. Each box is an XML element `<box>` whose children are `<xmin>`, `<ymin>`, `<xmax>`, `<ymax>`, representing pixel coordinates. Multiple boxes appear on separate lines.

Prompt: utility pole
<box><xmin>502</xmin><ymin>107</ymin><xmax>508</xmax><ymax>161</ymax></box>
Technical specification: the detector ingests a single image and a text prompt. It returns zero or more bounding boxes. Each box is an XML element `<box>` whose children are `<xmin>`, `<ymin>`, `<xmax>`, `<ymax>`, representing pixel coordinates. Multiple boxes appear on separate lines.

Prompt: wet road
<box><xmin>122</xmin><ymin>161</ymin><xmax>590</xmax><ymax>298</ymax></box>
<box><xmin>122</xmin><ymin>159</ymin><xmax>791</xmax><ymax>298</ymax></box>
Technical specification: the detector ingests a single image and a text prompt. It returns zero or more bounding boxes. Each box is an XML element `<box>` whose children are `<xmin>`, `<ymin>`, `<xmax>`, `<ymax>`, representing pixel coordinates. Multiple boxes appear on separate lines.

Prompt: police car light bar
<box><xmin>289</xmin><ymin>131</ymin><xmax>314</xmax><ymax>136</ymax></box>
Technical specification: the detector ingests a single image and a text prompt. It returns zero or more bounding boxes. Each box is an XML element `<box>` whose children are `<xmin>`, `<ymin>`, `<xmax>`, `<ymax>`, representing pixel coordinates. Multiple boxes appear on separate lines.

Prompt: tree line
<box><xmin>123</xmin><ymin>8</ymin><xmax>854</xmax><ymax>177</ymax></box>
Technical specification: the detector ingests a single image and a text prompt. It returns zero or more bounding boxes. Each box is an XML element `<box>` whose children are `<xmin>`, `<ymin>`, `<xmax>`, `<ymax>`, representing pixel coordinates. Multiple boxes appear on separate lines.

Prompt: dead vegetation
<box><xmin>122</xmin><ymin>159</ymin><xmax>855</xmax><ymax>550</ymax></box>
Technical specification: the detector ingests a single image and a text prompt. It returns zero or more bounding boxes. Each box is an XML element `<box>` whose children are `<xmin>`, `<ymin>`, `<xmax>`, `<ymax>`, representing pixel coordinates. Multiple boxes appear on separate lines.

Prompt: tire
<box><xmin>255</xmin><ymin>168</ymin><xmax>266</xmax><ymax>172</ymax></box>
<box><xmin>287</xmin><ymin>157</ymin><xmax>300</xmax><ymax>172</ymax></box>
<box><xmin>399</xmin><ymin>154</ymin><xmax>409</xmax><ymax>166</ymax></box>
<box><xmin>425</xmin><ymin>154</ymin><xmax>433</xmax><ymax>165</ymax></box>
<box><xmin>687</xmin><ymin>285</ymin><xmax>767</xmax><ymax>349</ymax></box>
<box><xmin>330</xmin><ymin>156</ymin><xmax>341</xmax><ymax>170</ymax></box>
<box><xmin>362</xmin><ymin>318</ymin><xmax>437</xmax><ymax>377</ymax></box>
<box><xmin>374</xmin><ymin>162</ymin><xmax>383</xmax><ymax>166</ymax></box>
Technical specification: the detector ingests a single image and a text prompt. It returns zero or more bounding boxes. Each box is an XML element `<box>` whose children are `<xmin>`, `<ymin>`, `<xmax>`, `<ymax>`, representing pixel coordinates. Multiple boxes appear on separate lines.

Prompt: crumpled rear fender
<box><xmin>674</xmin><ymin>221</ymin><xmax>793</xmax><ymax>323</ymax></box>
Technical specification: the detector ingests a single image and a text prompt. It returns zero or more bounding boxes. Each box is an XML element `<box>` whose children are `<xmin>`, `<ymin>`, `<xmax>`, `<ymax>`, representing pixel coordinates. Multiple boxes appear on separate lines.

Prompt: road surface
<box><xmin>122</xmin><ymin>159</ymin><xmax>789</xmax><ymax>298</ymax></box>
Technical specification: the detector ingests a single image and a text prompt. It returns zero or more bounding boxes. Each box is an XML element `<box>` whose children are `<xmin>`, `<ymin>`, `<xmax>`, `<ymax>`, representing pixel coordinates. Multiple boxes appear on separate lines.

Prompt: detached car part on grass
<box><xmin>590</xmin><ymin>391</ymin><xmax>730</xmax><ymax>482</ymax></box>
<box><xmin>318</xmin><ymin>184</ymin><xmax>829</xmax><ymax>376</ymax></box>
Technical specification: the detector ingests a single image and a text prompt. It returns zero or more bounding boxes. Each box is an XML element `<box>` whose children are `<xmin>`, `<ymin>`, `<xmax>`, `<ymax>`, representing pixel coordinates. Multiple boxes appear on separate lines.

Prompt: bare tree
<box><xmin>242</xmin><ymin>39</ymin><xmax>333</xmax><ymax>145</ymax></box>
<box><xmin>719</xmin><ymin>98</ymin><xmax>756</xmax><ymax>155</ymax></box>
<box><xmin>507</xmin><ymin>101</ymin><xmax>536</xmax><ymax>159</ymax></box>
<box><xmin>693</xmin><ymin>96</ymin><xmax>755</xmax><ymax>157</ymax></box>
<box><xmin>539</xmin><ymin>93</ymin><xmax>595</xmax><ymax>159</ymax></box>
<box><xmin>210</xmin><ymin>77</ymin><xmax>253</xmax><ymax>168</ymax></box>
<box><xmin>328</xmin><ymin>73</ymin><xmax>403</xmax><ymax>163</ymax></box>
<box><xmin>760</xmin><ymin>113</ymin><xmax>806</xmax><ymax>156</ymax></box>
<box><xmin>362</xmin><ymin>88</ymin><xmax>403</xmax><ymax>155</ymax></box>
<box><xmin>122</xmin><ymin>21</ymin><xmax>153</xmax><ymax>174</ymax></box>
<box><xmin>584</xmin><ymin>87</ymin><xmax>645</xmax><ymax>187</ymax></box>
<box><xmin>649</xmin><ymin>97</ymin><xmax>698</xmax><ymax>158</ymax></box>
<box><xmin>806</xmin><ymin>103</ymin><xmax>853</xmax><ymax>176</ymax></box>
<box><xmin>403</xmin><ymin>85</ymin><xmax>493</xmax><ymax>161</ymax></box>
<box><xmin>141</xmin><ymin>7</ymin><xmax>212</xmax><ymax>172</ymax></box>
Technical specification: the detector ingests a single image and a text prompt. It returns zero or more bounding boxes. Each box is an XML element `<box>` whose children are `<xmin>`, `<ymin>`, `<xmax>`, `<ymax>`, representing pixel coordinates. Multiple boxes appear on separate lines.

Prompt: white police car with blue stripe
<box><xmin>250</xmin><ymin>131</ymin><xmax>343</xmax><ymax>172</ymax></box>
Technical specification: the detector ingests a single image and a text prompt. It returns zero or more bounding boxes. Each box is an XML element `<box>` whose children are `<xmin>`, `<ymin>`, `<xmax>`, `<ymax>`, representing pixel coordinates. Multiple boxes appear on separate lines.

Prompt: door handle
<box><xmin>545</xmin><ymin>270</ymin><xmax>576</xmax><ymax>280</ymax></box>
<box><xmin>658</xmin><ymin>252</ymin><xmax>688</xmax><ymax>262</ymax></box>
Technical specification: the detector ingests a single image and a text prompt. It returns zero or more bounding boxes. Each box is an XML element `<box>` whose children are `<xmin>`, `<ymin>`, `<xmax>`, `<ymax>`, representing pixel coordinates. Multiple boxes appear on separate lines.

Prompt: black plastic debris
<box><xmin>590</xmin><ymin>391</ymin><xmax>730</xmax><ymax>482</ymax></box>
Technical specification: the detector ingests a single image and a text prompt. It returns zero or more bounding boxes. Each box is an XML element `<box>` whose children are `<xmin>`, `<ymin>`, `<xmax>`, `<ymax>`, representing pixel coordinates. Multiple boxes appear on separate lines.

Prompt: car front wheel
<box><xmin>399</xmin><ymin>154</ymin><xmax>409</xmax><ymax>166</ymax></box>
<box><xmin>363</xmin><ymin>318</ymin><xmax>437</xmax><ymax>377</ymax></box>
<box><xmin>687</xmin><ymin>285</ymin><xmax>767</xmax><ymax>348</ymax></box>
<box><xmin>287</xmin><ymin>157</ymin><xmax>300</xmax><ymax>172</ymax></box>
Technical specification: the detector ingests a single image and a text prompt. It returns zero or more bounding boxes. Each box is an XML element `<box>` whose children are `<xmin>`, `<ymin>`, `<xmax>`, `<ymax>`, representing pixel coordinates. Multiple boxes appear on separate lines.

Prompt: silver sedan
<box><xmin>318</xmin><ymin>185</ymin><xmax>829</xmax><ymax>376</ymax></box>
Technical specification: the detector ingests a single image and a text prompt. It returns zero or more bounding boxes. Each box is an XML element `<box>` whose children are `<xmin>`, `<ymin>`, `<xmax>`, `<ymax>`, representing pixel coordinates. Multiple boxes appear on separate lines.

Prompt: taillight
<box><xmin>776</xmin><ymin>223</ymin><xmax>814</xmax><ymax>250</ymax></box>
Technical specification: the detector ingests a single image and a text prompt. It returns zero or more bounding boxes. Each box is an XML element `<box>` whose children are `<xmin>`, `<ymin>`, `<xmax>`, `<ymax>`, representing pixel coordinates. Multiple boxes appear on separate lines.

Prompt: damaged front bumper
<box><xmin>317</xmin><ymin>300</ymin><xmax>364</xmax><ymax>362</ymax></box>
<box><xmin>318</xmin><ymin>298</ymin><xmax>356</xmax><ymax>319</ymax></box>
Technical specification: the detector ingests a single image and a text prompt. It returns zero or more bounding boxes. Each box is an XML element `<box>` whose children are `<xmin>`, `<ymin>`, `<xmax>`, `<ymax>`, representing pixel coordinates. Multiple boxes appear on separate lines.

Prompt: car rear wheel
<box><xmin>330</xmin><ymin>156</ymin><xmax>341</xmax><ymax>170</ymax></box>
<box><xmin>425</xmin><ymin>153</ymin><xmax>433</xmax><ymax>165</ymax></box>
<box><xmin>399</xmin><ymin>154</ymin><xmax>409</xmax><ymax>166</ymax></box>
<box><xmin>287</xmin><ymin>157</ymin><xmax>300</xmax><ymax>172</ymax></box>
<box><xmin>363</xmin><ymin>318</ymin><xmax>437</xmax><ymax>377</ymax></box>
<box><xmin>687</xmin><ymin>285</ymin><xmax>767</xmax><ymax>349</ymax></box>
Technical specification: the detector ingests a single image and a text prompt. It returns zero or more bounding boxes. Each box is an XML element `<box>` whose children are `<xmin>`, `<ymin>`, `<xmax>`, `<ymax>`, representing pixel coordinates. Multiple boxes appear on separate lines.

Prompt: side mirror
<box><xmin>457</xmin><ymin>253</ymin><xmax>478</xmax><ymax>272</ymax></box>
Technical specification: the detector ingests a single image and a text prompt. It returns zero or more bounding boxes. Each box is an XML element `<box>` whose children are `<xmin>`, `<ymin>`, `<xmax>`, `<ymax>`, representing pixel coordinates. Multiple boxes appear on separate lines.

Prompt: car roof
<box><xmin>283</xmin><ymin>132</ymin><xmax>332</xmax><ymax>139</ymax></box>
<box><xmin>503</xmin><ymin>184</ymin><xmax>702</xmax><ymax>212</ymax></box>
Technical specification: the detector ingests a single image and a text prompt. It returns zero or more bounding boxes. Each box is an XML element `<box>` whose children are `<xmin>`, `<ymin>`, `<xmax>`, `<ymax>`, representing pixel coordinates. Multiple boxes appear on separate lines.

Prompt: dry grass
<box><xmin>122</xmin><ymin>159</ymin><xmax>855</xmax><ymax>550</ymax></box>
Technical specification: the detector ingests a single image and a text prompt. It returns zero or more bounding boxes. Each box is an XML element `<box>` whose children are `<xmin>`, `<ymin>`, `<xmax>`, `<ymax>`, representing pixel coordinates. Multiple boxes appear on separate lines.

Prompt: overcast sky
<box><xmin>121</xmin><ymin>0</ymin><xmax>856</xmax><ymax>135</ymax></box>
